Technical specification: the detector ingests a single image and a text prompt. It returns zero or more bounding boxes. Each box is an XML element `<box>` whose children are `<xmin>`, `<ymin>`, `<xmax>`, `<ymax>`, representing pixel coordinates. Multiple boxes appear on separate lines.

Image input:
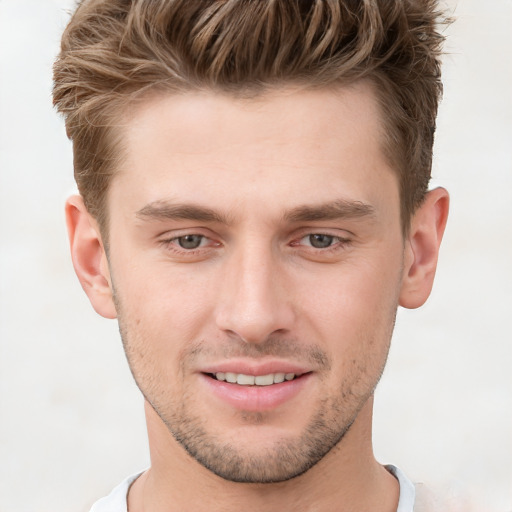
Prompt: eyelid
<box><xmin>157</xmin><ymin>228</ymin><xmax>351</xmax><ymax>253</ymax></box>
<box><xmin>290</xmin><ymin>227</ymin><xmax>351</xmax><ymax>241</ymax></box>
<box><xmin>301</xmin><ymin>234</ymin><xmax>343</xmax><ymax>244</ymax></box>
<box><xmin>157</xmin><ymin>225</ymin><xmax>217</xmax><ymax>241</ymax></box>
<box><xmin>289</xmin><ymin>230</ymin><xmax>353</xmax><ymax>254</ymax></box>
<box><xmin>173</xmin><ymin>234</ymin><xmax>209</xmax><ymax>249</ymax></box>
<box><xmin>158</xmin><ymin>229</ymin><xmax>222</xmax><ymax>253</ymax></box>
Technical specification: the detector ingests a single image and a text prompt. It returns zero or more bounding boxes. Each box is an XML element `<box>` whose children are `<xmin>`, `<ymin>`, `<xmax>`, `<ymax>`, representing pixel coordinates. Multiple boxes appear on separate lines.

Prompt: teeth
<box><xmin>274</xmin><ymin>373</ymin><xmax>285</xmax><ymax>383</ymax></box>
<box><xmin>254</xmin><ymin>374</ymin><xmax>273</xmax><ymax>386</ymax></box>
<box><xmin>237</xmin><ymin>374</ymin><xmax>255</xmax><ymax>385</ymax></box>
<box><xmin>214</xmin><ymin>372</ymin><xmax>296</xmax><ymax>386</ymax></box>
<box><xmin>225</xmin><ymin>372</ymin><xmax>237</xmax><ymax>383</ymax></box>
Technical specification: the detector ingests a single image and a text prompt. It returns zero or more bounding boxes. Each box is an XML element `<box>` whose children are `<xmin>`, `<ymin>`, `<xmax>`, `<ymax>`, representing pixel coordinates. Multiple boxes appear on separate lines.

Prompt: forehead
<box><xmin>121</xmin><ymin>82</ymin><xmax>383</xmax><ymax>156</ymax></box>
<box><xmin>111</xmin><ymin>83</ymin><xmax>398</xmax><ymax>222</ymax></box>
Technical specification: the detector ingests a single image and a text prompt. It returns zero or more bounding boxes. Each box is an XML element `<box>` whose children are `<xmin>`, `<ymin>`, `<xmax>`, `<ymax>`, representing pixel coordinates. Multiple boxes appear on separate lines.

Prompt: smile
<box><xmin>211</xmin><ymin>372</ymin><xmax>298</xmax><ymax>386</ymax></box>
<box><xmin>201</xmin><ymin>370</ymin><xmax>312</xmax><ymax>411</ymax></box>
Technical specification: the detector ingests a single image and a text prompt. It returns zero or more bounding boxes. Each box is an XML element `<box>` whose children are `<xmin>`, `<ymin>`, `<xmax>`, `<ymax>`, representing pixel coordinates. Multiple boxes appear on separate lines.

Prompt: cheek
<box><xmin>112</xmin><ymin>262</ymin><xmax>228</xmax><ymax>391</ymax></box>
<box><xmin>116</xmin><ymin>256</ymin><xmax>215</xmax><ymax>325</ymax></box>
<box><xmin>300</xmin><ymin>256</ymin><xmax>401</xmax><ymax>330</ymax></box>
<box><xmin>297</xmin><ymin>253</ymin><xmax>402</xmax><ymax>374</ymax></box>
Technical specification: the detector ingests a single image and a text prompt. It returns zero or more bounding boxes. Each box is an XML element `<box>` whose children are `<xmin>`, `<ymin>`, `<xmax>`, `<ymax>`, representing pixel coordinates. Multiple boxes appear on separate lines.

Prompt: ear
<box><xmin>399</xmin><ymin>187</ymin><xmax>449</xmax><ymax>309</ymax></box>
<box><xmin>65</xmin><ymin>195</ymin><xmax>117</xmax><ymax>319</ymax></box>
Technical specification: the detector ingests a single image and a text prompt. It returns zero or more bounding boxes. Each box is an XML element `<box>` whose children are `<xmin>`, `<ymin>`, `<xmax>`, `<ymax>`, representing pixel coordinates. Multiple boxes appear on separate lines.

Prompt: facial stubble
<box><xmin>115</xmin><ymin>306</ymin><xmax>395</xmax><ymax>484</ymax></box>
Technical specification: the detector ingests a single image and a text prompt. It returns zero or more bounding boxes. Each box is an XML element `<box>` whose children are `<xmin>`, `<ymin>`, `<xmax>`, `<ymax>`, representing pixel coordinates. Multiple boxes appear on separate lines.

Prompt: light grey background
<box><xmin>0</xmin><ymin>1</ymin><xmax>510</xmax><ymax>510</ymax></box>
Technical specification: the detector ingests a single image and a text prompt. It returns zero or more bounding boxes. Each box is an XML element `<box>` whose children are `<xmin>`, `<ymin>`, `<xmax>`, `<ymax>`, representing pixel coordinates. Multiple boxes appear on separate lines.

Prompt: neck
<box><xmin>128</xmin><ymin>397</ymin><xmax>399</xmax><ymax>512</ymax></box>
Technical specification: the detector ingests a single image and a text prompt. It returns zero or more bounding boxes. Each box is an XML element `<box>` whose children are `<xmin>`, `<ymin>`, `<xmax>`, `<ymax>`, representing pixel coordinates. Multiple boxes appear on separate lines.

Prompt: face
<box><xmin>105</xmin><ymin>84</ymin><xmax>406</xmax><ymax>483</ymax></box>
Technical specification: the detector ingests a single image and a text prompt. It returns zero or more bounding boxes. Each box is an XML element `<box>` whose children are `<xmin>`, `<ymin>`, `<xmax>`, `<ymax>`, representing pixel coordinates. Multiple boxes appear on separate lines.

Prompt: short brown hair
<box><xmin>53</xmin><ymin>0</ymin><xmax>447</xmax><ymax>235</ymax></box>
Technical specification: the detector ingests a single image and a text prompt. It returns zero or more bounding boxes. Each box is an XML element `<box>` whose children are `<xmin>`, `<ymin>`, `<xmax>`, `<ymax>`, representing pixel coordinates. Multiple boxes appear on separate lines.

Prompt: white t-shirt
<box><xmin>89</xmin><ymin>465</ymin><xmax>415</xmax><ymax>512</ymax></box>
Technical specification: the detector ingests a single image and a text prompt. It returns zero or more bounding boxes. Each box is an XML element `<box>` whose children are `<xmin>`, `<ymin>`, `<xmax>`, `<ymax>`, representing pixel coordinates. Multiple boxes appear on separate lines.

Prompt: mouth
<box><xmin>198</xmin><ymin>358</ymin><xmax>314</xmax><ymax>411</ymax></box>
<box><xmin>206</xmin><ymin>371</ymin><xmax>303</xmax><ymax>386</ymax></box>
<box><xmin>200</xmin><ymin>369</ymin><xmax>312</xmax><ymax>411</ymax></box>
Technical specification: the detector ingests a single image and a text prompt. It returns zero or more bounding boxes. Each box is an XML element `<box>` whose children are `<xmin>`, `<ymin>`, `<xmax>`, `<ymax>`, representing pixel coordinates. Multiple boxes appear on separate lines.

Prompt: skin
<box><xmin>66</xmin><ymin>82</ymin><xmax>449</xmax><ymax>511</ymax></box>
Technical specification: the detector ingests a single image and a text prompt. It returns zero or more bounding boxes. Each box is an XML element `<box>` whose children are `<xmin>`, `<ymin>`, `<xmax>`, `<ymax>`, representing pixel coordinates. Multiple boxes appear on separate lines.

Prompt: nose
<box><xmin>215</xmin><ymin>242</ymin><xmax>295</xmax><ymax>344</ymax></box>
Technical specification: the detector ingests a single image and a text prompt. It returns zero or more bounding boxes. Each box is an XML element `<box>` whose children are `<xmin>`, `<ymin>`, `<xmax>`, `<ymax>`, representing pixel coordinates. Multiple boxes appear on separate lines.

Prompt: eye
<box><xmin>175</xmin><ymin>234</ymin><xmax>207</xmax><ymax>249</ymax></box>
<box><xmin>290</xmin><ymin>232</ymin><xmax>352</xmax><ymax>256</ymax></box>
<box><xmin>158</xmin><ymin>232</ymin><xmax>221</xmax><ymax>261</ymax></box>
<box><xmin>304</xmin><ymin>234</ymin><xmax>336</xmax><ymax>249</ymax></box>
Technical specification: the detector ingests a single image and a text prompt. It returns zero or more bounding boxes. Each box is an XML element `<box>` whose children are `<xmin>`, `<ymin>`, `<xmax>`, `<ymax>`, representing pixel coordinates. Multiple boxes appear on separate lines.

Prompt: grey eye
<box><xmin>308</xmin><ymin>234</ymin><xmax>334</xmax><ymax>248</ymax></box>
<box><xmin>177</xmin><ymin>235</ymin><xmax>204</xmax><ymax>249</ymax></box>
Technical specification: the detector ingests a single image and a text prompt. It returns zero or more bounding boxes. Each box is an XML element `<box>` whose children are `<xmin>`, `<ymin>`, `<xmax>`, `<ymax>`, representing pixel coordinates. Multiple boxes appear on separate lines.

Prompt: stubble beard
<box><xmin>119</xmin><ymin>330</ymin><xmax>389</xmax><ymax>485</ymax></box>
<box><xmin>113</xmin><ymin>287</ymin><xmax>396</xmax><ymax>485</ymax></box>
<box><xmin>152</xmin><ymin>387</ymin><xmax>359</xmax><ymax>483</ymax></box>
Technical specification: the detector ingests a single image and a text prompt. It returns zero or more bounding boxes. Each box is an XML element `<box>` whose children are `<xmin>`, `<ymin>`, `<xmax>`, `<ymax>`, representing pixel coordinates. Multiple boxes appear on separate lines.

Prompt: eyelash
<box><xmin>292</xmin><ymin>233</ymin><xmax>352</xmax><ymax>252</ymax></box>
<box><xmin>159</xmin><ymin>234</ymin><xmax>218</xmax><ymax>255</ymax></box>
<box><xmin>159</xmin><ymin>232</ymin><xmax>351</xmax><ymax>256</ymax></box>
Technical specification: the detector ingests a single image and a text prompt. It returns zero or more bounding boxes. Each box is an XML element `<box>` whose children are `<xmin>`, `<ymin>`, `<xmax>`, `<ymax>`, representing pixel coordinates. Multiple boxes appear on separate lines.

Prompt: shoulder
<box><xmin>89</xmin><ymin>472</ymin><xmax>143</xmax><ymax>512</ymax></box>
<box><xmin>414</xmin><ymin>480</ymin><xmax>478</xmax><ymax>512</ymax></box>
<box><xmin>385</xmin><ymin>465</ymin><xmax>477</xmax><ymax>512</ymax></box>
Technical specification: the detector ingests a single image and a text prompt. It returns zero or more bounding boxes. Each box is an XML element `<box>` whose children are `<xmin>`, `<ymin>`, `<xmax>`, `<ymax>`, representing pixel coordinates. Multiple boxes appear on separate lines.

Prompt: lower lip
<box><xmin>199</xmin><ymin>373</ymin><xmax>312</xmax><ymax>412</ymax></box>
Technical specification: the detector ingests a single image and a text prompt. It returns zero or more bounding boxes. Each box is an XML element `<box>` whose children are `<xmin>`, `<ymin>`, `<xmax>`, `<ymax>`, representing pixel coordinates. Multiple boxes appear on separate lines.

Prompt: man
<box><xmin>53</xmin><ymin>1</ymin><xmax>449</xmax><ymax>510</ymax></box>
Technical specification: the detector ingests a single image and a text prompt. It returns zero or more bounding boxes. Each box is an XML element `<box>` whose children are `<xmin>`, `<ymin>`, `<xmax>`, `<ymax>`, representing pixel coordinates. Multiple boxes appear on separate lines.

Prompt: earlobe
<box><xmin>65</xmin><ymin>195</ymin><xmax>117</xmax><ymax>319</ymax></box>
<box><xmin>399</xmin><ymin>187</ymin><xmax>449</xmax><ymax>309</ymax></box>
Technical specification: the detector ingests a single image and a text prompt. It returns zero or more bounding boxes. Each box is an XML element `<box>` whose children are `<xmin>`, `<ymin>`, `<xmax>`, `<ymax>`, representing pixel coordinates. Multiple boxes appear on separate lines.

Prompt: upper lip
<box><xmin>199</xmin><ymin>359</ymin><xmax>311</xmax><ymax>377</ymax></box>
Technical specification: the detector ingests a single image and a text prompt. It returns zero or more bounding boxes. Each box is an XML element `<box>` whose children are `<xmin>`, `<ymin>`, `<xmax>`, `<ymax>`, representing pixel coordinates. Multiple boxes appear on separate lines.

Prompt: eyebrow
<box><xmin>136</xmin><ymin>201</ymin><xmax>230</xmax><ymax>224</ymax></box>
<box><xmin>135</xmin><ymin>198</ymin><xmax>376</xmax><ymax>225</ymax></box>
<box><xmin>283</xmin><ymin>199</ymin><xmax>376</xmax><ymax>223</ymax></box>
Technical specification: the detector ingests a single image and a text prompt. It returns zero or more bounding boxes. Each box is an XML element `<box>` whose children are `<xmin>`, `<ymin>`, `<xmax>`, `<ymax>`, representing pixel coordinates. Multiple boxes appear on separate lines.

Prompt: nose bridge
<box><xmin>215</xmin><ymin>236</ymin><xmax>293</xmax><ymax>343</ymax></box>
